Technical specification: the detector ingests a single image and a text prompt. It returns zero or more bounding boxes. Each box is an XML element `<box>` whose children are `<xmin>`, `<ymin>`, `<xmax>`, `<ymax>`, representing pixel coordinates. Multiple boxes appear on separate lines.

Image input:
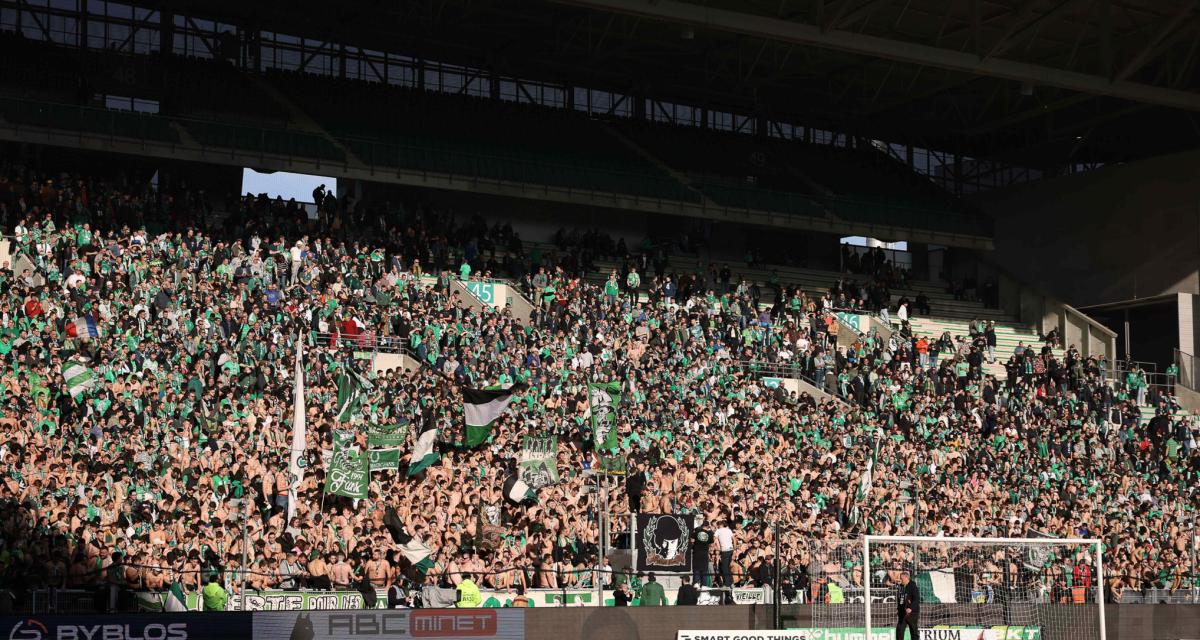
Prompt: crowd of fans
<box><xmin>0</xmin><ymin>163</ymin><xmax>1195</xmax><ymax>612</ymax></box>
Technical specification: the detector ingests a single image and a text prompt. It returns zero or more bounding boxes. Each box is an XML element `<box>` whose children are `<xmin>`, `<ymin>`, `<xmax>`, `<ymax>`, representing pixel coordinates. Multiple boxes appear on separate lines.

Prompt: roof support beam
<box><xmin>549</xmin><ymin>0</ymin><xmax>1200</xmax><ymax>111</ymax></box>
<box><xmin>983</xmin><ymin>0</ymin><xmax>1083</xmax><ymax>61</ymax></box>
<box><xmin>1114</xmin><ymin>0</ymin><xmax>1197</xmax><ymax>83</ymax></box>
<box><xmin>824</xmin><ymin>0</ymin><xmax>891</xmax><ymax>31</ymax></box>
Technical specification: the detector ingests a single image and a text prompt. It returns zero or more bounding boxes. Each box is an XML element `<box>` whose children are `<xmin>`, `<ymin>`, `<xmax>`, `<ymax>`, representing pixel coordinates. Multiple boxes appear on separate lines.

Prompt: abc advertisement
<box><xmin>252</xmin><ymin>610</ymin><xmax>525</xmax><ymax>640</ymax></box>
<box><xmin>3</xmin><ymin>614</ymin><xmax>250</xmax><ymax>640</ymax></box>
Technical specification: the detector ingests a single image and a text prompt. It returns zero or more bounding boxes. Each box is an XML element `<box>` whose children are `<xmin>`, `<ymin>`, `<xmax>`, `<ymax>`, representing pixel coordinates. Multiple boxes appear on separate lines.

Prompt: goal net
<box><xmin>809</xmin><ymin>536</ymin><xmax>1106</xmax><ymax>640</ymax></box>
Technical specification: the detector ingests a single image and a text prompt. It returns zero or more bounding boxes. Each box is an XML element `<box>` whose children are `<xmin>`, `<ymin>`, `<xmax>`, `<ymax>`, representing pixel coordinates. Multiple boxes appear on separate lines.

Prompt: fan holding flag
<box><xmin>65</xmin><ymin>314</ymin><xmax>101</xmax><ymax>340</ymax></box>
<box><xmin>502</xmin><ymin>473</ymin><xmax>537</xmax><ymax>506</ymax></box>
<box><xmin>461</xmin><ymin>383</ymin><xmax>526</xmax><ymax>447</ymax></box>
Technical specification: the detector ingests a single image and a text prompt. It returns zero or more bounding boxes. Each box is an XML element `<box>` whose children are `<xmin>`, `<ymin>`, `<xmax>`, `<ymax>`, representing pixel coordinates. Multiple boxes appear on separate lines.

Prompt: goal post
<box><xmin>810</xmin><ymin>535</ymin><xmax>1105</xmax><ymax>640</ymax></box>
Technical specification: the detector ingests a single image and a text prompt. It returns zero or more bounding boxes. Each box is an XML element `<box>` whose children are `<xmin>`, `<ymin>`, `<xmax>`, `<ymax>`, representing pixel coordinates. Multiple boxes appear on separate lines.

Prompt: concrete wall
<box><xmin>372</xmin><ymin>352</ymin><xmax>420</xmax><ymax>374</ymax></box>
<box><xmin>497</xmin><ymin>283</ymin><xmax>534</xmax><ymax>324</ymax></box>
<box><xmin>1180</xmin><ymin>293</ymin><xmax>1198</xmax><ymax>358</ymax></box>
<box><xmin>1177</xmin><ymin>384</ymin><xmax>1200</xmax><ymax>413</ymax></box>
<box><xmin>972</xmin><ymin>148</ymin><xmax>1200</xmax><ymax>307</ymax></box>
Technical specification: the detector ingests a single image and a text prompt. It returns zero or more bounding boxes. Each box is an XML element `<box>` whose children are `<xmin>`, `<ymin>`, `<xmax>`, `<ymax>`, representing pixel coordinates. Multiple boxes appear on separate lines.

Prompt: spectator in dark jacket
<box><xmin>676</xmin><ymin>576</ymin><xmax>700</xmax><ymax>605</ymax></box>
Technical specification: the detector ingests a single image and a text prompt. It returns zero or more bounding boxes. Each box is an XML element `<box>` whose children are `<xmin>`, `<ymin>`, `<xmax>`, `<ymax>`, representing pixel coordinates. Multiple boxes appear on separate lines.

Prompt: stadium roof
<box><xmin>123</xmin><ymin>0</ymin><xmax>1200</xmax><ymax>167</ymax></box>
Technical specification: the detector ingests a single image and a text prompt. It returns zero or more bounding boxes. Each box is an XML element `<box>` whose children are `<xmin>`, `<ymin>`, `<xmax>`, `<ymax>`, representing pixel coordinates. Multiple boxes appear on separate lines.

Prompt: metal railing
<box><xmin>734</xmin><ymin>358</ymin><xmax>852</xmax><ymax>407</ymax></box>
<box><xmin>313</xmin><ymin>331</ymin><xmax>409</xmax><ymax>356</ymax></box>
<box><xmin>1113</xmin><ymin>359</ymin><xmax>1176</xmax><ymax>393</ymax></box>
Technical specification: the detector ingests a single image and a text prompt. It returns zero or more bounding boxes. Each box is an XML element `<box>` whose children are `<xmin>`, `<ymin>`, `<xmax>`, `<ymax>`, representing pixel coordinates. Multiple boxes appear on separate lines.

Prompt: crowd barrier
<box><xmin>133</xmin><ymin>586</ymin><xmax>772</xmax><ymax>611</ymax></box>
<box><xmin>5</xmin><ymin>605</ymin><xmax>1200</xmax><ymax>640</ymax></box>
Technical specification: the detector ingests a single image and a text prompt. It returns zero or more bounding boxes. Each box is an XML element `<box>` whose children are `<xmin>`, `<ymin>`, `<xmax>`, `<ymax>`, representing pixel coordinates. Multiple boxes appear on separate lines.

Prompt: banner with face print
<box><xmin>636</xmin><ymin>513</ymin><xmax>694</xmax><ymax>573</ymax></box>
<box><xmin>588</xmin><ymin>382</ymin><xmax>621</xmax><ymax>450</ymax></box>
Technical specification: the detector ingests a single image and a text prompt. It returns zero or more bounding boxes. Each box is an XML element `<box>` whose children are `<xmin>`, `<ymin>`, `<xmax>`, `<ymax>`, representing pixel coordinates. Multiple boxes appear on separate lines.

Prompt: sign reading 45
<box><xmin>465</xmin><ymin>281</ymin><xmax>495</xmax><ymax>305</ymax></box>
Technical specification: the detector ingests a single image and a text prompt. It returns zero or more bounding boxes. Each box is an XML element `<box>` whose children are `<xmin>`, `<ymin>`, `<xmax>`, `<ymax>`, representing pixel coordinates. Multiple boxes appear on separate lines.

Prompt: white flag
<box><xmin>287</xmin><ymin>340</ymin><xmax>306</xmax><ymax>522</ymax></box>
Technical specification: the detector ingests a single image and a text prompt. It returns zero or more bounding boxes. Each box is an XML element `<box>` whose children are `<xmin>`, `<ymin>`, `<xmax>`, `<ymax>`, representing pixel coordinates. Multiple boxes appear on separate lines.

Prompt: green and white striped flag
<box><xmin>462</xmin><ymin>384</ymin><xmax>524</xmax><ymax>447</ymax></box>
<box><xmin>408</xmin><ymin>421</ymin><xmax>440</xmax><ymax>476</ymax></box>
<box><xmin>503</xmin><ymin>473</ymin><xmax>537</xmax><ymax>505</ymax></box>
<box><xmin>164</xmin><ymin>581</ymin><xmax>188</xmax><ymax>612</ymax></box>
<box><xmin>856</xmin><ymin>431</ymin><xmax>881</xmax><ymax>503</ymax></box>
<box><xmin>62</xmin><ymin>357</ymin><xmax>95</xmax><ymax>401</ymax></box>
<box><xmin>400</xmin><ymin>535</ymin><xmax>434</xmax><ymax>574</ymax></box>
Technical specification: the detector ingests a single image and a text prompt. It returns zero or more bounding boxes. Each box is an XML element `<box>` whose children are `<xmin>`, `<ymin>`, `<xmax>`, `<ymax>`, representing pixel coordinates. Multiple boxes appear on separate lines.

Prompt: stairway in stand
<box><xmin>901</xmin><ymin>316</ymin><xmax>1065</xmax><ymax>380</ymax></box>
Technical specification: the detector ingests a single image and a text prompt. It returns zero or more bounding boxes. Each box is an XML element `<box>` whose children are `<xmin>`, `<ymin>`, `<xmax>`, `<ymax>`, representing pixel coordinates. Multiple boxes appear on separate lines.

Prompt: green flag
<box><xmin>368</xmin><ymin>421</ymin><xmax>409</xmax><ymax>448</ymax></box>
<box><xmin>368</xmin><ymin>448</ymin><xmax>402</xmax><ymax>471</ymax></box>
<box><xmin>598</xmin><ymin>454</ymin><xmax>628</xmax><ymax>475</ymax></box>
<box><xmin>588</xmin><ymin>382</ymin><xmax>622</xmax><ymax>450</ymax></box>
<box><xmin>335</xmin><ymin>366</ymin><xmax>373</xmax><ymax>423</ymax></box>
<box><xmin>335</xmin><ymin>372</ymin><xmax>361</xmax><ymax>422</ymax></box>
<box><xmin>400</xmin><ymin>535</ymin><xmax>434</xmax><ymax>574</ymax></box>
<box><xmin>325</xmin><ymin>430</ymin><xmax>369</xmax><ymax>499</ymax></box>
<box><xmin>408</xmin><ymin>421</ymin><xmax>440</xmax><ymax>476</ymax></box>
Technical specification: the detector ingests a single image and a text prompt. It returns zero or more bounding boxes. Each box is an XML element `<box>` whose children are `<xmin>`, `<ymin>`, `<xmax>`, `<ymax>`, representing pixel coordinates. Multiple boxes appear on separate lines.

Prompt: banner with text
<box><xmin>136</xmin><ymin>586</ymin><xmax>770</xmax><ymax>612</ymax></box>
<box><xmin>253</xmin><ymin>610</ymin><xmax>524</xmax><ymax>640</ymax></box>
<box><xmin>519</xmin><ymin>436</ymin><xmax>559</xmax><ymax>488</ymax></box>
<box><xmin>137</xmin><ymin>589</ymin><xmax>388</xmax><ymax>612</ymax></box>
<box><xmin>367</xmin><ymin>422</ymin><xmax>409</xmax><ymax>448</ymax></box>
<box><xmin>325</xmin><ymin>430</ymin><xmax>369</xmax><ymax>498</ymax></box>
<box><xmin>368</xmin><ymin>448</ymin><xmax>402</xmax><ymax>471</ymax></box>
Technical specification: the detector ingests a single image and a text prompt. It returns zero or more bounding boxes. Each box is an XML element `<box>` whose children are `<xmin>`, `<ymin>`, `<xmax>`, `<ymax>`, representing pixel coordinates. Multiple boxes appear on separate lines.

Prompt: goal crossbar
<box><xmin>860</xmin><ymin>535</ymin><xmax>1106</xmax><ymax>640</ymax></box>
<box><xmin>865</xmin><ymin>535</ymin><xmax>1101</xmax><ymax>545</ymax></box>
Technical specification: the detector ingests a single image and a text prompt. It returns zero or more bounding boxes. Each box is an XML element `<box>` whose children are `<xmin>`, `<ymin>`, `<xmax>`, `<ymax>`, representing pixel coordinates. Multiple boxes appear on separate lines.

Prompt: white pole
<box><xmin>240</xmin><ymin>500</ymin><xmax>249</xmax><ymax>611</ymax></box>
<box><xmin>863</xmin><ymin>537</ymin><xmax>872</xmax><ymax>638</ymax></box>
<box><xmin>630</xmin><ymin>512</ymin><xmax>637</xmax><ymax>578</ymax></box>
<box><xmin>1095</xmin><ymin>541</ymin><xmax>1107</xmax><ymax>640</ymax></box>
<box><xmin>597</xmin><ymin>467</ymin><xmax>606</xmax><ymax>606</ymax></box>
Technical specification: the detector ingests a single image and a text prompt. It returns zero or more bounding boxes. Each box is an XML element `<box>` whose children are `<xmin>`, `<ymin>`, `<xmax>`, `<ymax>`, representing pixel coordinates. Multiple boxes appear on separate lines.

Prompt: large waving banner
<box><xmin>588</xmin><ymin>382</ymin><xmax>621</xmax><ymax>450</ymax></box>
<box><xmin>325</xmin><ymin>430</ymin><xmax>368</xmax><ymax>499</ymax></box>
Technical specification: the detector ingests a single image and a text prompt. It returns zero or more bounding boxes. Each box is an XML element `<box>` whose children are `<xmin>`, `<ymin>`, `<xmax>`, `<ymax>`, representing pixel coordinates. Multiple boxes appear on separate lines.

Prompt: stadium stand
<box><xmin>0</xmin><ymin>3</ymin><xmax>1198</xmax><ymax>630</ymax></box>
<box><xmin>0</xmin><ymin>162</ymin><xmax>1193</xmax><ymax>613</ymax></box>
